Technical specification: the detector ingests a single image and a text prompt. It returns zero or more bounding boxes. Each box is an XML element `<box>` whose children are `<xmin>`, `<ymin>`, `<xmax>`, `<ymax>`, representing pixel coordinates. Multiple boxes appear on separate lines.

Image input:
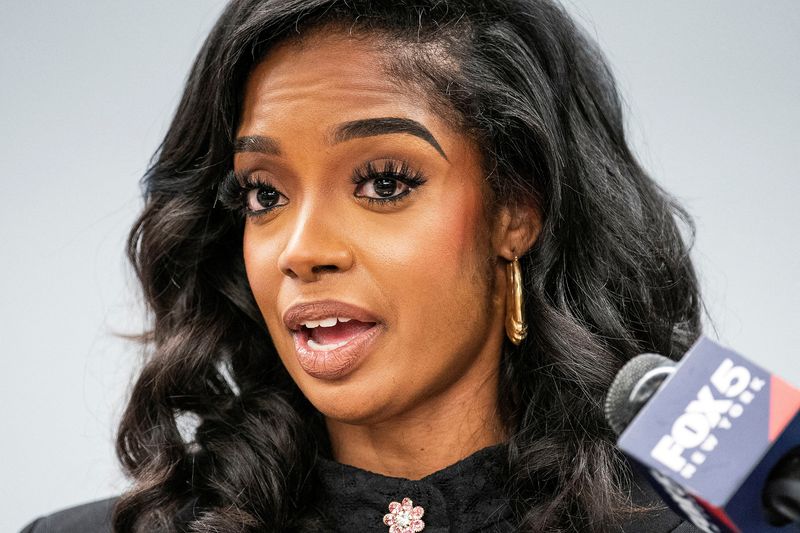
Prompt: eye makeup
<box><xmin>351</xmin><ymin>159</ymin><xmax>428</xmax><ymax>206</ymax></box>
<box><xmin>217</xmin><ymin>158</ymin><xmax>429</xmax><ymax>218</ymax></box>
<box><xmin>216</xmin><ymin>169</ymin><xmax>286</xmax><ymax>218</ymax></box>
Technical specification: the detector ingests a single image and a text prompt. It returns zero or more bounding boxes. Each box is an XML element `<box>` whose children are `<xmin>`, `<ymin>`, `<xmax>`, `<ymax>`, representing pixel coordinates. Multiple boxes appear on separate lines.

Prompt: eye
<box><xmin>352</xmin><ymin>160</ymin><xmax>428</xmax><ymax>203</ymax></box>
<box><xmin>216</xmin><ymin>170</ymin><xmax>288</xmax><ymax>218</ymax></box>
<box><xmin>246</xmin><ymin>186</ymin><xmax>287</xmax><ymax>212</ymax></box>
<box><xmin>354</xmin><ymin>176</ymin><xmax>411</xmax><ymax>199</ymax></box>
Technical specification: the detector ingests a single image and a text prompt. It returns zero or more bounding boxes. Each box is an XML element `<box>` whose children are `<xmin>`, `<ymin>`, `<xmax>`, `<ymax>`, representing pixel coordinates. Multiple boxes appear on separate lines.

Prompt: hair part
<box><xmin>115</xmin><ymin>1</ymin><xmax>701</xmax><ymax>531</ymax></box>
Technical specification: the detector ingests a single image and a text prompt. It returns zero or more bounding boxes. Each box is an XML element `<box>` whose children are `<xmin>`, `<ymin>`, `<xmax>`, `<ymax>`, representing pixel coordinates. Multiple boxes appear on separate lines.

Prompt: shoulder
<box><xmin>20</xmin><ymin>497</ymin><xmax>117</xmax><ymax>533</ymax></box>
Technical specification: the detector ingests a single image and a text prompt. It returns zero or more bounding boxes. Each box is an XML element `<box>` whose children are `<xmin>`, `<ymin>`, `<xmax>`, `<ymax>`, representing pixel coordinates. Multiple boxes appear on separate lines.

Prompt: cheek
<box><xmin>416</xmin><ymin>199</ymin><xmax>479</xmax><ymax>274</ymax></box>
<box><xmin>378</xmin><ymin>184</ymin><xmax>489</xmax><ymax>332</ymax></box>
<box><xmin>378</xmin><ymin>184</ymin><xmax>497</xmax><ymax>398</ymax></box>
<box><xmin>390</xmin><ymin>179</ymin><xmax>484</xmax><ymax>268</ymax></box>
<box><xmin>242</xmin><ymin>225</ymin><xmax>282</xmax><ymax>321</ymax></box>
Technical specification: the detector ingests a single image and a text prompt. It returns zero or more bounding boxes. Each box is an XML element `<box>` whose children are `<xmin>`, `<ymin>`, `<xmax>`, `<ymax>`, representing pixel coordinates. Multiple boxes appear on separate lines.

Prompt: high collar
<box><xmin>314</xmin><ymin>443</ymin><xmax>514</xmax><ymax>532</ymax></box>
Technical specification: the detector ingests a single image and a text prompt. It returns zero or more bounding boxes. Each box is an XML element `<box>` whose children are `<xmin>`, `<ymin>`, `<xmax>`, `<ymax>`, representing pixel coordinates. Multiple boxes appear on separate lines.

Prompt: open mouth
<box><xmin>283</xmin><ymin>300</ymin><xmax>383</xmax><ymax>379</ymax></box>
<box><xmin>294</xmin><ymin>317</ymin><xmax>377</xmax><ymax>352</ymax></box>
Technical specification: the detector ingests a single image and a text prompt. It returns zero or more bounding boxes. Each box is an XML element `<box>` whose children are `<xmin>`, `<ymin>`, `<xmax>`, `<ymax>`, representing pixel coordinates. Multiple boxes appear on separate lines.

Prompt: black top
<box><xmin>21</xmin><ymin>444</ymin><xmax>699</xmax><ymax>532</ymax></box>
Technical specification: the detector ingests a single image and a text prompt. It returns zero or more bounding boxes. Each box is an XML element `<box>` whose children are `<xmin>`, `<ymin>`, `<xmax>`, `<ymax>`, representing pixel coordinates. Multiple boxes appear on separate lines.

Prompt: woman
<box><xmin>23</xmin><ymin>0</ymin><xmax>702</xmax><ymax>531</ymax></box>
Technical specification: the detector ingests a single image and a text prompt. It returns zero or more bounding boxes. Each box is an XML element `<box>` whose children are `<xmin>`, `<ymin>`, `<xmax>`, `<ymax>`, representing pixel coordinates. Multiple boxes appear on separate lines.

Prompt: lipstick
<box><xmin>283</xmin><ymin>300</ymin><xmax>383</xmax><ymax>379</ymax></box>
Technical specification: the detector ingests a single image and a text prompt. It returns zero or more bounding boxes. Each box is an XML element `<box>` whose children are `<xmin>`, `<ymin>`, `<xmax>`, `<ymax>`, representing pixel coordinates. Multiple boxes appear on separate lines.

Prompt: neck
<box><xmin>325</xmin><ymin>355</ymin><xmax>506</xmax><ymax>480</ymax></box>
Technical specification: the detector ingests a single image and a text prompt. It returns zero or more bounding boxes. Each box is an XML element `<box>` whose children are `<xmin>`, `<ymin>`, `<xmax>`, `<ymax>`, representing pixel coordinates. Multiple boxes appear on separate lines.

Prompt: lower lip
<box><xmin>292</xmin><ymin>323</ymin><xmax>382</xmax><ymax>380</ymax></box>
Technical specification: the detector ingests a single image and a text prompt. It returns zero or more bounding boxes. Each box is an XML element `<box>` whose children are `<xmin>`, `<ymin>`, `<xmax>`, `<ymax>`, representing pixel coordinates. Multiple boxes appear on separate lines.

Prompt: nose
<box><xmin>278</xmin><ymin>203</ymin><xmax>354</xmax><ymax>282</ymax></box>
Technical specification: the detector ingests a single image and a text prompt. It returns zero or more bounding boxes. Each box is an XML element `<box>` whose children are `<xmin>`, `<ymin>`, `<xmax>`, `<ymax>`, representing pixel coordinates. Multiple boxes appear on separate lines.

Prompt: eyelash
<box><xmin>216</xmin><ymin>160</ymin><xmax>428</xmax><ymax>218</ymax></box>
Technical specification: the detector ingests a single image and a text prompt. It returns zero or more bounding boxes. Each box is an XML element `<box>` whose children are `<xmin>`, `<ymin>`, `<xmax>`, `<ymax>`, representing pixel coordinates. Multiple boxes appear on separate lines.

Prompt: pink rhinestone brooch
<box><xmin>382</xmin><ymin>497</ymin><xmax>425</xmax><ymax>533</ymax></box>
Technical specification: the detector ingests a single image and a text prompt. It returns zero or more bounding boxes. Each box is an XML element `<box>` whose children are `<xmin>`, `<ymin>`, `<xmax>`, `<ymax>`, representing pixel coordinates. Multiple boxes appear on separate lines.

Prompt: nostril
<box><xmin>311</xmin><ymin>264</ymin><xmax>339</xmax><ymax>274</ymax></box>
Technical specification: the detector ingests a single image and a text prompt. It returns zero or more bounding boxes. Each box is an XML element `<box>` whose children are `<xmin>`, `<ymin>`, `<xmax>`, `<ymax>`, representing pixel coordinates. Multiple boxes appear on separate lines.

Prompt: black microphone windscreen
<box><xmin>605</xmin><ymin>353</ymin><xmax>675</xmax><ymax>436</ymax></box>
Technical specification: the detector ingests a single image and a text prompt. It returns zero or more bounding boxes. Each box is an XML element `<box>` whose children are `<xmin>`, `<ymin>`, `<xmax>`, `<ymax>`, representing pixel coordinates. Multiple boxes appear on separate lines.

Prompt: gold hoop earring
<box><xmin>505</xmin><ymin>256</ymin><xmax>527</xmax><ymax>345</ymax></box>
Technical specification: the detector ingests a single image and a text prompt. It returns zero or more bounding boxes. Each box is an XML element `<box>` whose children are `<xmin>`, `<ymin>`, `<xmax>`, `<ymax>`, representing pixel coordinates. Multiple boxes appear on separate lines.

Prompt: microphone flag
<box><xmin>617</xmin><ymin>337</ymin><xmax>800</xmax><ymax>532</ymax></box>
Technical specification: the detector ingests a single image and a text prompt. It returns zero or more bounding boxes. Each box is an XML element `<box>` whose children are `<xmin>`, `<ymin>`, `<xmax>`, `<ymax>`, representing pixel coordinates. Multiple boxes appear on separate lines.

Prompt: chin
<box><xmin>296</xmin><ymin>371</ymin><xmax>404</xmax><ymax>426</ymax></box>
<box><xmin>311</xmin><ymin>392</ymin><xmax>392</xmax><ymax>426</ymax></box>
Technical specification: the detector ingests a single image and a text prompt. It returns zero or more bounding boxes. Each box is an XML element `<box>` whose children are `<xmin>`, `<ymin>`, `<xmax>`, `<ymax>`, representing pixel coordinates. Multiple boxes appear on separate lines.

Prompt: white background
<box><xmin>1</xmin><ymin>2</ymin><xmax>798</xmax><ymax>530</ymax></box>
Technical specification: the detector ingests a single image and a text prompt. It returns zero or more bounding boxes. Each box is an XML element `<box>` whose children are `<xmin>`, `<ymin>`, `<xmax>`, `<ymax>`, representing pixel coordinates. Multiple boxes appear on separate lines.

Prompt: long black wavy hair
<box><xmin>115</xmin><ymin>0</ymin><xmax>702</xmax><ymax>531</ymax></box>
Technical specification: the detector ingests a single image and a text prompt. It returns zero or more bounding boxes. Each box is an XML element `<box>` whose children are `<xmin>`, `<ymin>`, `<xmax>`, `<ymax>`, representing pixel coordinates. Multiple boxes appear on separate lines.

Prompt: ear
<box><xmin>492</xmin><ymin>200</ymin><xmax>542</xmax><ymax>260</ymax></box>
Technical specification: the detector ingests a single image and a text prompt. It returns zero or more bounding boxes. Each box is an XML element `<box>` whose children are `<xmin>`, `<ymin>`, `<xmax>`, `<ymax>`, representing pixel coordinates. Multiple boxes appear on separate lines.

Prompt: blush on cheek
<box><xmin>390</xmin><ymin>185</ymin><xmax>488</xmax><ymax>347</ymax></box>
<box><xmin>241</xmin><ymin>226</ymin><xmax>281</xmax><ymax>315</ymax></box>
<box><xmin>434</xmin><ymin>185</ymin><xmax>484</xmax><ymax>266</ymax></box>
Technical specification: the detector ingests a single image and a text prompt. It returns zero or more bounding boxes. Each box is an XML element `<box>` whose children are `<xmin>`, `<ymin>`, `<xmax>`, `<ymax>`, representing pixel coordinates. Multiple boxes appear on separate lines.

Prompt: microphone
<box><xmin>605</xmin><ymin>336</ymin><xmax>800</xmax><ymax>532</ymax></box>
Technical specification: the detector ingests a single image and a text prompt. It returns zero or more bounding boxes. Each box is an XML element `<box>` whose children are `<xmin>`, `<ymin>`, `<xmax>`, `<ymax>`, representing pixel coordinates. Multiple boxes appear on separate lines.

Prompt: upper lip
<box><xmin>282</xmin><ymin>299</ymin><xmax>381</xmax><ymax>331</ymax></box>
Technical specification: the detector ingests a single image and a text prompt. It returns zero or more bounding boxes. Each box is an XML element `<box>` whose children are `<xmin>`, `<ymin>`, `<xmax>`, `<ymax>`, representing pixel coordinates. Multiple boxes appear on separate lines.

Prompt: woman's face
<box><xmin>235</xmin><ymin>32</ymin><xmax>522</xmax><ymax>426</ymax></box>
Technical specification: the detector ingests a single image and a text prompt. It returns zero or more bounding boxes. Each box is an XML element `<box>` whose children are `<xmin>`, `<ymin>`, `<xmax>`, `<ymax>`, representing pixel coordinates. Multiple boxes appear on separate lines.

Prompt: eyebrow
<box><xmin>233</xmin><ymin>135</ymin><xmax>281</xmax><ymax>156</ymax></box>
<box><xmin>332</xmin><ymin>117</ymin><xmax>448</xmax><ymax>160</ymax></box>
<box><xmin>233</xmin><ymin>116</ymin><xmax>448</xmax><ymax>160</ymax></box>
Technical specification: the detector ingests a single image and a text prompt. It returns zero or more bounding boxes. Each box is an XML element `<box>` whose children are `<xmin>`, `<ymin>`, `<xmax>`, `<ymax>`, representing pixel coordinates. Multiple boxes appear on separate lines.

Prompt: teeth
<box><xmin>301</xmin><ymin>317</ymin><xmax>351</xmax><ymax>329</ymax></box>
<box><xmin>307</xmin><ymin>338</ymin><xmax>349</xmax><ymax>351</ymax></box>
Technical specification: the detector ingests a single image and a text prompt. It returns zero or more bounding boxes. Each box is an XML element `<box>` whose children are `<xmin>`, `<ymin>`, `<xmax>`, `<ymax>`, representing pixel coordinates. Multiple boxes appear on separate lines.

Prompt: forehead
<box><xmin>237</xmin><ymin>31</ymin><xmax>448</xmax><ymax>137</ymax></box>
